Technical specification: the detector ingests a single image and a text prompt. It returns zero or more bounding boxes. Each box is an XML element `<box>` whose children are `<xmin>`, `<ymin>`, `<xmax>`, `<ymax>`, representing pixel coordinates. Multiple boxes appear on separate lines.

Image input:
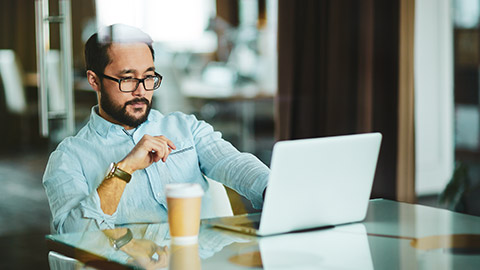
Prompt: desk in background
<box><xmin>46</xmin><ymin>199</ymin><xmax>480</xmax><ymax>269</ymax></box>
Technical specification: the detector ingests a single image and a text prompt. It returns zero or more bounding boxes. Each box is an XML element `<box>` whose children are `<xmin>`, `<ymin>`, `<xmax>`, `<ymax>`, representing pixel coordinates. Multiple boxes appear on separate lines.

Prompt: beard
<box><xmin>99</xmin><ymin>85</ymin><xmax>152</xmax><ymax>128</ymax></box>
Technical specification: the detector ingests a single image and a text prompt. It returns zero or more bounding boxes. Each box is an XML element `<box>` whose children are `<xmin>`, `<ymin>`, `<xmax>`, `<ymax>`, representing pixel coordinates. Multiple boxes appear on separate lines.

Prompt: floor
<box><xmin>0</xmin><ymin>148</ymin><xmax>52</xmax><ymax>269</ymax></box>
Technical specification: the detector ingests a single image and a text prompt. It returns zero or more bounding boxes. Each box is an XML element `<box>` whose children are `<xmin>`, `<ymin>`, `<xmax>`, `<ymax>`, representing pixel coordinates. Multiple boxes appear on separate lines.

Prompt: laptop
<box><xmin>203</xmin><ymin>132</ymin><xmax>382</xmax><ymax>236</ymax></box>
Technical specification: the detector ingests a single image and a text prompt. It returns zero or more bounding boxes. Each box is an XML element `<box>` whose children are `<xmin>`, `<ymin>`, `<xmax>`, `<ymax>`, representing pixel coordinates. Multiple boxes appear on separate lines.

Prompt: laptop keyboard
<box><xmin>238</xmin><ymin>221</ymin><xmax>261</xmax><ymax>230</ymax></box>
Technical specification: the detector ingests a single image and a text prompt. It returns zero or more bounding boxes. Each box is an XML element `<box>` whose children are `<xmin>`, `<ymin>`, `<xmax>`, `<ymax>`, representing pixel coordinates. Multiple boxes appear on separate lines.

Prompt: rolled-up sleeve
<box><xmin>43</xmin><ymin>149</ymin><xmax>116</xmax><ymax>233</ymax></box>
<box><xmin>187</xmin><ymin>114</ymin><xmax>270</xmax><ymax>209</ymax></box>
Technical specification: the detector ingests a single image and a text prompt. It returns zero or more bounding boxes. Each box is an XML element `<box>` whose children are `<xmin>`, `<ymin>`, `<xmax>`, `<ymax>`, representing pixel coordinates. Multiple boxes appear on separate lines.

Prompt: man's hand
<box><xmin>118</xmin><ymin>135</ymin><xmax>176</xmax><ymax>173</ymax></box>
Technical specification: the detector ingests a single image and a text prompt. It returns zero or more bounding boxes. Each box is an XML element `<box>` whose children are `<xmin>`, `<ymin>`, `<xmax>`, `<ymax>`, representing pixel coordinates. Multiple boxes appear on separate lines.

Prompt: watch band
<box><xmin>106</xmin><ymin>163</ymin><xmax>132</xmax><ymax>183</ymax></box>
<box><xmin>110</xmin><ymin>228</ymin><xmax>133</xmax><ymax>250</ymax></box>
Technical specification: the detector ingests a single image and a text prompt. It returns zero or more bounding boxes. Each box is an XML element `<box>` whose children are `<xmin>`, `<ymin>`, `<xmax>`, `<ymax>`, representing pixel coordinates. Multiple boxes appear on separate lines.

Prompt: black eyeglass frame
<box><xmin>100</xmin><ymin>72</ymin><xmax>163</xmax><ymax>92</ymax></box>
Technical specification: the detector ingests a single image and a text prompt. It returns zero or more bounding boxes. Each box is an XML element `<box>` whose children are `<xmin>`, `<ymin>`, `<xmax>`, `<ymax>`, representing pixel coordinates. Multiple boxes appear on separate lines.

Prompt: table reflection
<box><xmin>170</xmin><ymin>243</ymin><xmax>200</xmax><ymax>270</ymax></box>
<box><xmin>47</xmin><ymin>223</ymin><xmax>374</xmax><ymax>269</ymax></box>
<box><xmin>47</xmin><ymin>223</ymin><xmax>253</xmax><ymax>269</ymax></box>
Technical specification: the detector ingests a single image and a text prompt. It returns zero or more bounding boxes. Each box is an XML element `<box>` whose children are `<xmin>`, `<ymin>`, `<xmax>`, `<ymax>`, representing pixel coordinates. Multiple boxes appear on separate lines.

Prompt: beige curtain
<box><xmin>397</xmin><ymin>0</ymin><xmax>416</xmax><ymax>203</ymax></box>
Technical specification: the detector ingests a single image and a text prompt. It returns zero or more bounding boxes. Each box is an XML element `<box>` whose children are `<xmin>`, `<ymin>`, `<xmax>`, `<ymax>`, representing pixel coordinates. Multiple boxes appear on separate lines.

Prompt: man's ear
<box><xmin>86</xmin><ymin>70</ymin><xmax>101</xmax><ymax>92</ymax></box>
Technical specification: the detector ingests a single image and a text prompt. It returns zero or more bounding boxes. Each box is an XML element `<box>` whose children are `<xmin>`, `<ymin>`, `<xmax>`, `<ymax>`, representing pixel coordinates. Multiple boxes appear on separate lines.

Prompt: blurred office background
<box><xmin>1</xmin><ymin>0</ymin><xmax>480</xmax><ymax>268</ymax></box>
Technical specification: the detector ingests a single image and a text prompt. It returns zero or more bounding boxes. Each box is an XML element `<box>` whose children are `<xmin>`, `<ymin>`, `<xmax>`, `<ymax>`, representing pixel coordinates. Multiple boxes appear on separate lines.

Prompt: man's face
<box><xmin>97</xmin><ymin>43</ymin><xmax>155</xmax><ymax>129</ymax></box>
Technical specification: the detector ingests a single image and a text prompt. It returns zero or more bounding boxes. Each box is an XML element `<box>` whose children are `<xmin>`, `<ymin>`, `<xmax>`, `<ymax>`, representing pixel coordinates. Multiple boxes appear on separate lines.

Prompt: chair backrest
<box><xmin>46</xmin><ymin>50</ymin><xmax>66</xmax><ymax>112</ymax></box>
<box><xmin>0</xmin><ymin>50</ymin><xmax>27</xmax><ymax>114</ymax></box>
<box><xmin>48</xmin><ymin>251</ymin><xmax>84</xmax><ymax>270</ymax></box>
<box><xmin>205</xmin><ymin>176</ymin><xmax>234</xmax><ymax>217</ymax></box>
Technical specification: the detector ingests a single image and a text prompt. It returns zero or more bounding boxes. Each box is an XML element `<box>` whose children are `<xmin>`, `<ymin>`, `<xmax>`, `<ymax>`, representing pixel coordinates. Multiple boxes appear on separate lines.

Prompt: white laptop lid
<box><xmin>258</xmin><ymin>132</ymin><xmax>382</xmax><ymax>236</ymax></box>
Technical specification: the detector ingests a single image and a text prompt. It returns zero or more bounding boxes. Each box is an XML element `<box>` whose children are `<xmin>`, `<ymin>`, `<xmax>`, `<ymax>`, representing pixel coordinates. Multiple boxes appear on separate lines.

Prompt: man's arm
<box><xmin>97</xmin><ymin>134</ymin><xmax>176</xmax><ymax>215</ymax></box>
<box><xmin>44</xmin><ymin>135</ymin><xmax>176</xmax><ymax>233</ymax></box>
<box><xmin>43</xmin><ymin>149</ymin><xmax>108</xmax><ymax>233</ymax></box>
<box><xmin>187</xmin><ymin>115</ymin><xmax>270</xmax><ymax>209</ymax></box>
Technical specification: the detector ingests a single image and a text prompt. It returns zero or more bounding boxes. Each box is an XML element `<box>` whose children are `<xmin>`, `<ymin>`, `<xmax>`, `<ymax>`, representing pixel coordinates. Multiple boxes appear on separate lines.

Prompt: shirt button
<box><xmin>157</xmin><ymin>192</ymin><xmax>161</xmax><ymax>197</ymax></box>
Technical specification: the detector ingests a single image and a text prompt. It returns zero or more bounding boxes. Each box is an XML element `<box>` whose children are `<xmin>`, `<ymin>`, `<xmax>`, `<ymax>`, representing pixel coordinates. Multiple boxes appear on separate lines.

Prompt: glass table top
<box><xmin>46</xmin><ymin>199</ymin><xmax>480</xmax><ymax>269</ymax></box>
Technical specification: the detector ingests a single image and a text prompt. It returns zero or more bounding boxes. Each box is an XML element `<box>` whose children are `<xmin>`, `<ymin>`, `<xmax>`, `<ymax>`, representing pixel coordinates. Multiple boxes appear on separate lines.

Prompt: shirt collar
<box><xmin>89</xmin><ymin>105</ymin><xmax>116</xmax><ymax>137</ymax></box>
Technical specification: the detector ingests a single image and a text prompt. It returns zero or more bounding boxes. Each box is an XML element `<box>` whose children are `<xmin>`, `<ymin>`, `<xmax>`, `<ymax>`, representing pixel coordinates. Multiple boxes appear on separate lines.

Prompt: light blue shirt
<box><xmin>43</xmin><ymin>106</ymin><xmax>269</xmax><ymax>234</ymax></box>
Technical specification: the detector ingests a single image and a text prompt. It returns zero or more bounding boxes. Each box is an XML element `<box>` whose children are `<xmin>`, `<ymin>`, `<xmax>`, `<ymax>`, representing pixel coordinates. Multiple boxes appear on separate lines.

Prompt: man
<box><xmin>43</xmin><ymin>24</ymin><xmax>269</xmax><ymax>234</ymax></box>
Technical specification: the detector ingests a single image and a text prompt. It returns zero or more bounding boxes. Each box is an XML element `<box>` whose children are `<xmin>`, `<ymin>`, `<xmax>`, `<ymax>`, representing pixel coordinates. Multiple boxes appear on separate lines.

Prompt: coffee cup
<box><xmin>166</xmin><ymin>183</ymin><xmax>204</xmax><ymax>245</ymax></box>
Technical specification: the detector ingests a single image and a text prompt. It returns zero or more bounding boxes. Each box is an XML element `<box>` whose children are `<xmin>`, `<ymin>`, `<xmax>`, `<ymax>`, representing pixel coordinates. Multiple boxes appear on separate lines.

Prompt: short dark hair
<box><xmin>84</xmin><ymin>24</ymin><xmax>155</xmax><ymax>75</ymax></box>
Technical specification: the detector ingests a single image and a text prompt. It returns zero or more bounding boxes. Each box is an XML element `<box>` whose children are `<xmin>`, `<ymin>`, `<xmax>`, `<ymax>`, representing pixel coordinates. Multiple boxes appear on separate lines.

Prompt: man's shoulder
<box><xmin>54</xmin><ymin>122</ymin><xmax>98</xmax><ymax>151</ymax></box>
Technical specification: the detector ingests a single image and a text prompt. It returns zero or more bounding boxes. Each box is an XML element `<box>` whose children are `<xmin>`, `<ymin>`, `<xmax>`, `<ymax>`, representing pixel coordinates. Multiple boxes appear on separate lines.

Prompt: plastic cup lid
<box><xmin>165</xmin><ymin>183</ymin><xmax>204</xmax><ymax>198</ymax></box>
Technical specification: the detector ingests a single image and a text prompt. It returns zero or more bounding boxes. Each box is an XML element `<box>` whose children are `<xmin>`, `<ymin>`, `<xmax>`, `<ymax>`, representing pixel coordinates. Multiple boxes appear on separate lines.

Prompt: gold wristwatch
<box><xmin>105</xmin><ymin>162</ymin><xmax>132</xmax><ymax>183</ymax></box>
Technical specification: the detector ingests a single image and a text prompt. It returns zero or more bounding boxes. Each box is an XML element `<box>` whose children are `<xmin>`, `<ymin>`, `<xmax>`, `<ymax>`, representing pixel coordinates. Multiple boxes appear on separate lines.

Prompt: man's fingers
<box><xmin>149</xmin><ymin>151</ymin><xmax>161</xmax><ymax>163</ymax></box>
<box><xmin>150</xmin><ymin>136</ymin><xmax>175</xmax><ymax>162</ymax></box>
<box><xmin>162</xmin><ymin>146</ymin><xmax>173</xmax><ymax>162</ymax></box>
<box><xmin>131</xmin><ymin>135</ymin><xmax>175</xmax><ymax>166</ymax></box>
<box><xmin>166</xmin><ymin>139</ymin><xmax>176</xmax><ymax>150</ymax></box>
<box><xmin>147</xmin><ymin>143</ymin><xmax>172</xmax><ymax>163</ymax></box>
<box><xmin>152</xmin><ymin>135</ymin><xmax>176</xmax><ymax>150</ymax></box>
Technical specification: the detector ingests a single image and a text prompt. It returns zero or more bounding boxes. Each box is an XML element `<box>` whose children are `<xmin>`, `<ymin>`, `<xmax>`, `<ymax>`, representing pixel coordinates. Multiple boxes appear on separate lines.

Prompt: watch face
<box><xmin>105</xmin><ymin>162</ymin><xmax>115</xmax><ymax>178</ymax></box>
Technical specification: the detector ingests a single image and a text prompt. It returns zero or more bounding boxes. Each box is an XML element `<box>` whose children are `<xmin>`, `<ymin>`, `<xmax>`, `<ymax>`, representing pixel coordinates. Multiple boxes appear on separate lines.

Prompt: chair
<box><xmin>48</xmin><ymin>178</ymin><xmax>233</xmax><ymax>269</ymax></box>
<box><xmin>0</xmin><ymin>50</ymin><xmax>36</xmax><ymax>148</ymax></box>
<box><xmin>48</xmin><ymin>251</ymin><xmax>85</xmax><ymax>270</ymax></box>
<box><xmin>0</xmin><ymin>50</ymin><xmax>28</xmax><ymax>114</ymax></box>
<box><xmin>205</xmin><ymin>176</ymin><xmax>234</xmax><ymax>217</ymax></box>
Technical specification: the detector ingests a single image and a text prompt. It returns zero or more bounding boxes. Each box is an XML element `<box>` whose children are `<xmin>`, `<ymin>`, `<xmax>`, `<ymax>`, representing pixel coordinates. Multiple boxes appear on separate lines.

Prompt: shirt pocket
<box><xmin>165</xmin><ymin>140</ymin><xmax>200</xmax><ymax>182</ymax></box>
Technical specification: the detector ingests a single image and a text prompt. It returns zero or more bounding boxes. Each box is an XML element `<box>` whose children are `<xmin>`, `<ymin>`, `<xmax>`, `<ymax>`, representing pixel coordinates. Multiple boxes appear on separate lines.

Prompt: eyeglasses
<box><xmin>101</xmin><ymin>72</ymin><xmax>163</xmax><ymax>92</ymax></box>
